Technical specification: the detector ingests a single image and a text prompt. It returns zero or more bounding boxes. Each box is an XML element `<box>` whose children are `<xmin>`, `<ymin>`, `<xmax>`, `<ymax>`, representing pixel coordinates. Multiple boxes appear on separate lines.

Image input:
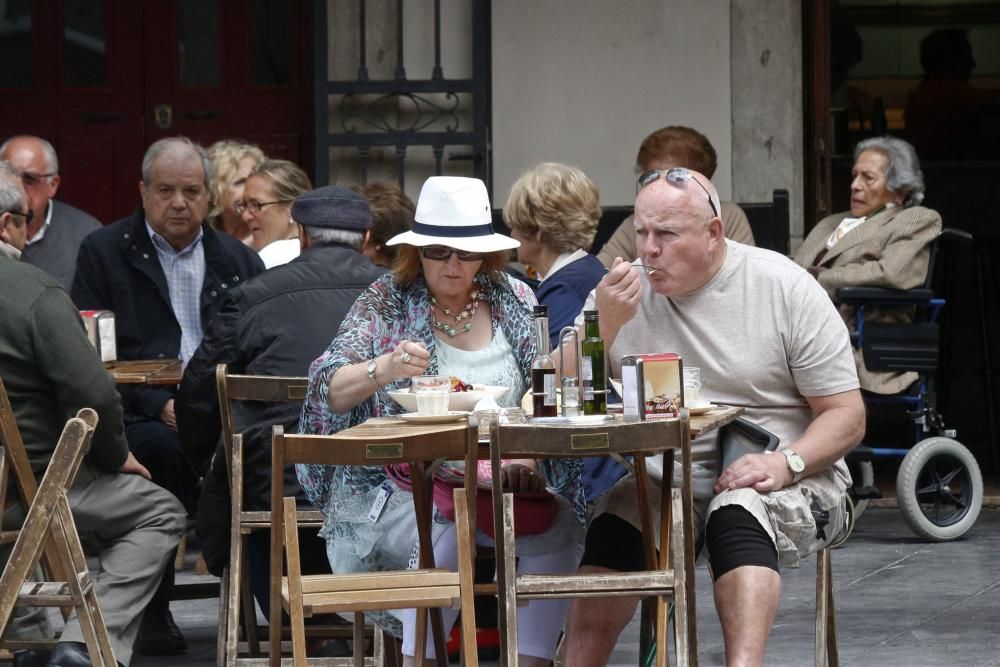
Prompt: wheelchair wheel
<box><xmin>848</xmin><ymin>459</ymin><xmax>875</xmax><ymax>522</ymax></box>
<box><xmin>897</xmin><ymin>437</ymin><xmax>983</xmax><ymax>541</ymax></box>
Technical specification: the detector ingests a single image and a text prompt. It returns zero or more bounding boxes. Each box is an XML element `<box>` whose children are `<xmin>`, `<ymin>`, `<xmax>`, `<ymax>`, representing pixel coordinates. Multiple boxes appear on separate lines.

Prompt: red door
<box><xmin>0</xmin><ymin>1</ymin><xmax>312</xmax><ymax>224</ymax></box>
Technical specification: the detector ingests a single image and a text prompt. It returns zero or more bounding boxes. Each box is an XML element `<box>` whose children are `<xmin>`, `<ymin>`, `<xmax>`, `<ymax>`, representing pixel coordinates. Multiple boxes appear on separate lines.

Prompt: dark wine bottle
<box><xmin>531</xmin><ymin>305</ymin><xmax>557</xmax><ymax>417</ymax></box>
<box><xmin>581</xmin><ymin>310</ymin><xmax>607</xmax><ymax>414</ymax></box>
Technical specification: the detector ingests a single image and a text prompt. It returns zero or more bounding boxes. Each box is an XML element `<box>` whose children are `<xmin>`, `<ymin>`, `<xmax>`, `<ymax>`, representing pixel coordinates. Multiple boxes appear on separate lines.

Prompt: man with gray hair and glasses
<box><xmin>71</xmin><ymin>136</ymin><xmax>264</xmax><ymax>655</ymax></box>
<box><xmin>0</xmin><ymin>160</ymin><xmax>32</xmax><ymax>258</ymax></box>
<box><xmin>0</xmin><ymin>135</ymin><xmax>101</xmax><ymax>290</ymax></box>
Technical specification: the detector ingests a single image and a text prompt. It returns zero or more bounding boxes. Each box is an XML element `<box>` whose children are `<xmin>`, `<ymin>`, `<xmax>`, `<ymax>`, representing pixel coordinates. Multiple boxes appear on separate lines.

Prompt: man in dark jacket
<box><xmin>0</xmin><ymin>163</ymin><xmax>185</xmax><ymax>667</ymax></box>
<box><xmin>176</xmin><ymin>185</ymin><xmax>386</xmax><ymax>614</ymax></box>
<box><xmin>70</xmin><ymin>137</ymin><xmax>264</xmax><ymax>654</ymax></box>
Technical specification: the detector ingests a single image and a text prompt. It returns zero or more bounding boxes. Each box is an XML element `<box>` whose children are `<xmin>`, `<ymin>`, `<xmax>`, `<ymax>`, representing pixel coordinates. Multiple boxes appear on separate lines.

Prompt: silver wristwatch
<box><xmin>782</xmin><ymin>449</ymin><xmax>806</xmax><ymax>484</ymax></box>
<box><xmin>366</xmin><ymin>359</ymin><xmax>378</xmax><ymax>385</ymax></box>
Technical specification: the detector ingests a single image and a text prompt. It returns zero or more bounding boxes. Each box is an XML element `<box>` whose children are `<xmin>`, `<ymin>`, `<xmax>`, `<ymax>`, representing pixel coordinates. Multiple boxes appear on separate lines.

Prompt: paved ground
<box><xmin>126</xmin><ymin>506</ymin><xmax>1000</xmax><ymax>667</ymax></box>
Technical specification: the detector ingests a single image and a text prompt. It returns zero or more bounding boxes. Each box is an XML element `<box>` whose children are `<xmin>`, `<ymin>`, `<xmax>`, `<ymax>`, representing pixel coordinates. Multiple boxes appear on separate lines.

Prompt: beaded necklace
<box><xmin>430</xmin><ymin>290</ymin><xmax>483</xmax><ymax>337</ymax></box>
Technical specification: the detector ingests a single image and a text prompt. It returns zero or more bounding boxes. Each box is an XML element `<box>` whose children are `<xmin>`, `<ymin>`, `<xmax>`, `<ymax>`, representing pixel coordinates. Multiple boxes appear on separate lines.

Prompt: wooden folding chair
<box><xmin>0</xmin><ymin>406</ymin><xmax>117</xmax><ymax>666</ymax></box>
<box><xmin>270</xmin><ymin>420</ymin><xmax>481</xmax><ymax>667</ymax></box>
<box><xmin>489</xmin><ymin>415</ymin><xmax>698</xmax><ymax>667</ymax></box>
<box><xmin>216</xmin><ymin>364</ymin><xmax>334</xmax><ymax>666</ymax></box>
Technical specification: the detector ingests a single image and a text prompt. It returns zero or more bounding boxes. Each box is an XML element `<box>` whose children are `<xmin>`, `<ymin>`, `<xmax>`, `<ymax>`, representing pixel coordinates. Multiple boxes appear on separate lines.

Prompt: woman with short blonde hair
<box><xmin>206</xmin><ymin>140</ymin><xmax>265</xmax><ymax>242</ymax></box>
<box><xmin>504</xmin><ymin>162</ymin><xmax>605</xmax><ymax>347</ymax></box>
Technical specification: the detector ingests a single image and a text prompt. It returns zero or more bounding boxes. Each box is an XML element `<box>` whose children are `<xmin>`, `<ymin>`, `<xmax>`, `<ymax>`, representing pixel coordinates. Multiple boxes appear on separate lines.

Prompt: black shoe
<box><xmin>313</xmin><ymin>638</ymin><xmax>352</xmax><ymax>657</ymax></box>
<box><xmin>47</xmin><ymin>641</ymin><xmax>124</xmax><ymax>667</ymax></box>
<box><xmin>136</xmin><ymin>608</ymin><xmax>188</xmax><ymax>655</ymax></box>
<box><xmin>12</xmin><ymin>649</ymin><xmax>50</xmax><ymax>667</ymax></box>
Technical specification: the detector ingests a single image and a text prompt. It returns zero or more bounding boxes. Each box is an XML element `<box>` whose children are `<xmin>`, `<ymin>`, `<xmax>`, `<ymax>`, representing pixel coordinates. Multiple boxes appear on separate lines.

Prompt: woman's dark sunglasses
<box><xmin>421</xmin><ymin>246</ymin><xmax>484</xmax><ymax>261</ymax></box>
<box><xmin>636</xmin><ymin>167</ymin><xmax>719</xmax><ymax>217</ymax></box>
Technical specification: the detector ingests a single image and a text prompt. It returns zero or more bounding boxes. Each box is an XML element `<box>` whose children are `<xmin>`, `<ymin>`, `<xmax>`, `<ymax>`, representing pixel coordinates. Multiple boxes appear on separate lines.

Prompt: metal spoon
<box><xmin>631</xmin><ymin>259</ymin><xmax>660</xmax><ymax>275</ymax></box>
<box><xmin>605</xmin><ymin>259</ymin><xmax>660</xmax><ymax>275</ymax></box>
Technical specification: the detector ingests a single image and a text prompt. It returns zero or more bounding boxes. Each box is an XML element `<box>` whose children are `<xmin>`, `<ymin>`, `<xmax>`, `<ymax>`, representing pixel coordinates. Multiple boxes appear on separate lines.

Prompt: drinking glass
<box><xmin>683</xmin><ymin>366</ymin><xmax>702</xmax><ymax>407</ymax></box>
<box><xmin>412</xmin><ymin>374</ymin><xmax>450</xmax><ymax>415</ymax></box>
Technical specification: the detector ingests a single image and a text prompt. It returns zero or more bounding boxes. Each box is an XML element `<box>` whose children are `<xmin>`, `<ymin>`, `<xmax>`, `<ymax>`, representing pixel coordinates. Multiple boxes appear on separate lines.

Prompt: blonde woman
<box><xmin>206</xmin><ymin>140</ymin><xmax>265</xmax><ymax>243</ymax></box>
<box><xmin>504</xmin><ymin>162</ymin><xmax>605</xmax><ymax>348</ymax></box>
<box><xmin>238</xmin><ymin>160</ymin><xmax>313</xmax><ymax>268</ymax></box>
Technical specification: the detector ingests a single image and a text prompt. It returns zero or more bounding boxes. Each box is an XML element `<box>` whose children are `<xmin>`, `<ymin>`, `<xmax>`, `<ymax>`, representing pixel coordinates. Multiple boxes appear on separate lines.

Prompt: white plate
<box><xmin>398</xmin><ymin>411</ymin><xmax>470</xmax><ymax>424</ymax></box>
<box><xmin>388</xmin><ymin>385</ymin><xmax>510</xmax><ymax>412</ymax></box>
<box><xmin>687</xmin><ymin>404</ymin><xmax>717</xmax><ymax>416</ymax></box>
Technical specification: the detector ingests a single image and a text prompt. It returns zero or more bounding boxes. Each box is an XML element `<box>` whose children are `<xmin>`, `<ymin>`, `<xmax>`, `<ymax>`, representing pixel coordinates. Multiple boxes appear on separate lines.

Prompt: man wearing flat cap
<box><xmin>176</xmin><ymin>185</ymin><xmax>387</xmax><ymax>615</ymax></box>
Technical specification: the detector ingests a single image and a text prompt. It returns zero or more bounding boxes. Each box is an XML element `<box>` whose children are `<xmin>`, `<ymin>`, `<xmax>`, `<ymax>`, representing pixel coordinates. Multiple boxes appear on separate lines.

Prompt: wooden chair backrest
<box><xmin>269</xmin><ymin>422</ymin><xmax>479</xmax><ymax>667</ymax></box>
<box><xmin>215</xmin><ymin>364</ymin><xmax>308</xmax><ymax>481</ymax></box>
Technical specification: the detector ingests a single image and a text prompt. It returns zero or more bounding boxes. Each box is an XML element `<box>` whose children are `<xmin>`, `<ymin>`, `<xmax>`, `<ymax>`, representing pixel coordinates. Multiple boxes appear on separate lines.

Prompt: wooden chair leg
<box><xmin>499</xmin><ymin>492</ymin><xmax>518</xmax><ymax>667</ymax></box>
<box><xmin>218</xmin><ymin>565</ymin><xmax>230</xmax><ymax>667</ymax></box>
<box><xmin>282</xmin><ymin>498</ymin><xmax>307</xmax><ymax>667</ymax></box>
<box><xmin>671</xmin><ymin>490</ymin><xmax>690</xmax><ymax>667</ymax></box>
<box><xmin>352</xmin><ymin>614</ymin><xmax>365</xmax><ymax>667</ymax></box>
<box><xmin>453</xmin><ymin>488</ymin><xmax>479</xmax><ymax>667</ymax></box>
<box><xmin>372</xmin><ymin>622</ymin><xmax>385</xmax><ymax>667</ymax></box>
<box><xmin>240</xmin><ymin>547</ymin><xmax>261</xmax><ymax>656</ymax></box>
<box><xmin>815</xmin><ymin>548</ymin><xmax>838</xmax><ymax>667</ymax></box>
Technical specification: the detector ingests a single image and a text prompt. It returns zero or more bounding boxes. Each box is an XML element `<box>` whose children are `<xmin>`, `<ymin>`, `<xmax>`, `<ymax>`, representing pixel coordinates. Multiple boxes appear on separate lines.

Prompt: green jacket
<box><xmin>0</xmin><ymin>255</ymin><xmax>127</xmax><ymax>480</ymax></box>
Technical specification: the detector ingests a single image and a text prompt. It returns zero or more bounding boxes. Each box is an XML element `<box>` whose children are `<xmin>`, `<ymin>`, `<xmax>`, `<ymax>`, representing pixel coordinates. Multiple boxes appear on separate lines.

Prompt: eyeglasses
<box><xmin>6</xmin><ymin>208</ymin><xmax>34</xmax><ymax>224</ymax></box>
<box><xmin>19</xmin><ymin>171</ymin><xmax>56</xmax><ymax>188</ymax></box>
<box><xmin>421</xmin><ymin>246</ymin><xmax>485</xmax><ymax>262</ymax></box>
<box><xmin>636</xmin><ymin>167</ymin><xmax>719</xmax><ymax>218</ymax></box>
<box><xmin>235</xmin><ymin>199</ymin><xmax>292</xmax><ymax>214</ymax></box>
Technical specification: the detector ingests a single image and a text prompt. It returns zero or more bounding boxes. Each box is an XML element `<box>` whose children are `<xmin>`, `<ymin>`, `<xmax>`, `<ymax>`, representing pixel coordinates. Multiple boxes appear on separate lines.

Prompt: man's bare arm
<box><xmin>715</xmin><ymin>389</ymin><xmax>865</xmax><ymax>493</ymax></box>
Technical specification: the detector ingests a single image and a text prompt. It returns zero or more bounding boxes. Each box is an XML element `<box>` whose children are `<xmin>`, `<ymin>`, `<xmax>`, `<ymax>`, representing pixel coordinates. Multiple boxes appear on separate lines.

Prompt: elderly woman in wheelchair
<box><xmin>794</xmin><ymin>135</ymin><xmax>983</xmax><ymax>542</ymax></box>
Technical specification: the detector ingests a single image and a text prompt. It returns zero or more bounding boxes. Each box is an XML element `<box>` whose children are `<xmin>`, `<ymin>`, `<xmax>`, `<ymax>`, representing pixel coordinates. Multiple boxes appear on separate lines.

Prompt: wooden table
<box><xmin>104</xmin><ymin>359</ymin><xmax>183</xmax><ymax>385</ymax></box>
<box><xmin>359</xmin><ymin>407</ymin><xmax>744</xmax><ymax>667</ymax></box>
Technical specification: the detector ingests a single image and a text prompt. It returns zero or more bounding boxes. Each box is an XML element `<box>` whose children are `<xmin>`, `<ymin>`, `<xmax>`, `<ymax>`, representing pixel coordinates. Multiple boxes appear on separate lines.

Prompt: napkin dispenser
<box><xmin>620</xmin><ymin>353</ymin><xmax>683</xmax><ymax>421</ymax></box>
<box><xmin>80</xmin><ymin>310</ymin><xmax>117</xmax><ymax>362</ymax></box>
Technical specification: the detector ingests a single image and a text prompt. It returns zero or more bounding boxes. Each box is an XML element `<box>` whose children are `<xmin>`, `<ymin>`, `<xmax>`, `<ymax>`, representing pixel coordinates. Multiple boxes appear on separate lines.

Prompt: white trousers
<box><xmin>400</xmin><ymin>522</ymin><xmax>580</xmax><ymax>660</ymax></box>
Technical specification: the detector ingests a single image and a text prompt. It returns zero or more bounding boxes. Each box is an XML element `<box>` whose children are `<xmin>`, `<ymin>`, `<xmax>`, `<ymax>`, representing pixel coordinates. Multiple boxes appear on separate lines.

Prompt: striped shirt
<box><xmin>146</xmin><ymin>222</ymin><xmax>205</xmax><ymax>365</ymax></box>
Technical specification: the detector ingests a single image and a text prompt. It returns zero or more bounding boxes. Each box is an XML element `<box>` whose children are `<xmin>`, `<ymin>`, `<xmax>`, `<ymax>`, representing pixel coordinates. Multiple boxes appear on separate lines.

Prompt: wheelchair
<box><xmin>833</xmin><ymin>228</ymin><xmax>984</xmax><ymax>543</ymax></box>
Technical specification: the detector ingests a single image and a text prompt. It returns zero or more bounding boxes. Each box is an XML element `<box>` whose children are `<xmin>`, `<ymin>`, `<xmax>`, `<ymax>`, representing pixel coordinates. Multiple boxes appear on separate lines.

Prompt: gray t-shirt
<box><xmin>577</xmin><ymin>241</ymin><xmax>859</xmax><ymax>484</ymax></box>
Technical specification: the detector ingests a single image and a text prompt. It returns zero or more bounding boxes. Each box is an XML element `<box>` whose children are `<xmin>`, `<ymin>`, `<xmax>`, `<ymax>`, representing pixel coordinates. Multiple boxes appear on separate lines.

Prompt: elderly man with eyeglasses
<box><xmin>0</xmin><ymin>135</ymin><xmax>102</xmax><ymax>291</ymax></box>
<box><xmin>70</xmin><ymin>136</ymin><xmax>264</xmax><ymax>656</ymax></box>
<box><xmin>0</xmin><ymin>161</ymin><xmax>31</xmax><ymax>258</ymax></box>
<box><xmin>561</xmin><ymin>168</ymin><xmax>865</xmax><ymax>666</ymax></box>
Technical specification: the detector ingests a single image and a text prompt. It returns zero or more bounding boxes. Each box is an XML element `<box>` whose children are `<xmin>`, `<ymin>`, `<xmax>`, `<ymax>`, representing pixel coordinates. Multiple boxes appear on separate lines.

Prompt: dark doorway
<box><xmin>804</xmin><ymin>0</ymin><xmax>1000</xmax><ymax>471</ymax></box>
<box><xmin>0</xmin><ymin>1</ymin><xmax>313</xmax><ymax>224</ymax></box>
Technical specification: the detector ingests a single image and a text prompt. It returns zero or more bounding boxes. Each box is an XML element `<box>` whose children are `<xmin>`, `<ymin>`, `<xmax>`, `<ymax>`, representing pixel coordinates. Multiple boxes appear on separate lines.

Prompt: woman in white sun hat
<box><xmin>298</xmin><ymin>176</ymin><xmax>584</xmax><ymax>665</ymax></box>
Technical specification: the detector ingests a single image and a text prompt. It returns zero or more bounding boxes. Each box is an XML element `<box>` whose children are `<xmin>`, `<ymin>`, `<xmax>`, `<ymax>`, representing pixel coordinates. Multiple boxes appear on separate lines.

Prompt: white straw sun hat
<box><xmin>386</xmin><ymin>176</ymin><xmax>520</xmax><ymax>253</ymax></box>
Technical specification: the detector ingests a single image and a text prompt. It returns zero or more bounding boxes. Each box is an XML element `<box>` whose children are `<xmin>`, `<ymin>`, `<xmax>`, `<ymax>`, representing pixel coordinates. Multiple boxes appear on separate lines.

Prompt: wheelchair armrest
<box><xmin>835</xmin><ymin>286</ymin><xmax>935</xmax><ymax>303</ymax></box>
<box><xmin>939</xmin><ymin>228</ymin><xmax>973</xmax><ymax>245</ymax></box>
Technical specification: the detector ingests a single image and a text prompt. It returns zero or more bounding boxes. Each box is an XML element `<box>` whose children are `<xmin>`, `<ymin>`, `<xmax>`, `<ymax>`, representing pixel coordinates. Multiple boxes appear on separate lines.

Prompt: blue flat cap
<box><xmin>292</xmin><ymin>186</ymin><xmax>372</xmax><ymax>231</ymax></box>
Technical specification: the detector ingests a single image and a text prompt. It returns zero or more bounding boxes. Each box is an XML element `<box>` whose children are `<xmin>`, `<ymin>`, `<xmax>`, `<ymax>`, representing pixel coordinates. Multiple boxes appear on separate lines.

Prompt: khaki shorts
<box><xmin>591</xmin><ymin>468</ymin><xmax>848</xmax><ymax>568</ymax></box>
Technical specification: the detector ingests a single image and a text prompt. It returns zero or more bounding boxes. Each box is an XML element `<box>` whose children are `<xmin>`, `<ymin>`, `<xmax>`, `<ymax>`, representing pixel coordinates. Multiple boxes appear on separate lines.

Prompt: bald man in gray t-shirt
<box><xmin>562</xmin><ymin>169</ymin><xmax>865</xmax><ymax>667</ymax></box>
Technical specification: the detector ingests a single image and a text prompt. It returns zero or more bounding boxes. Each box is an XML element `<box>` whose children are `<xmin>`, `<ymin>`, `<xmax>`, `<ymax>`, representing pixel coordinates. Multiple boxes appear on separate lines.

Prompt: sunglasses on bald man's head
<box><xmin>636</xmin><ymin>167</ymin><xmax>719</xmax><ymax>218</ymax></box>
<box><xmin>420</xmin><ymin>245</ymin><xmax>485</xmax><ymax>262</ymax></box>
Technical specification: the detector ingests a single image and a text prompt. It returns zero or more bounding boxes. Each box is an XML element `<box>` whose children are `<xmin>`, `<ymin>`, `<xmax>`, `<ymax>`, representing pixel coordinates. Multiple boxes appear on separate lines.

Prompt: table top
<box><xmin>104</xmin><ymin>359</ymin><xmax>183</xmax><ymax>385</ymax></box>
<box><xmin>336</xmin><ymin>417</ymin><xmax>472</xmax><ymax>440</ymax></box>
<box><xmin>355</xmin><ymin>405</ymin><xmax>743</xmax><ymax>440</ymax></box>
